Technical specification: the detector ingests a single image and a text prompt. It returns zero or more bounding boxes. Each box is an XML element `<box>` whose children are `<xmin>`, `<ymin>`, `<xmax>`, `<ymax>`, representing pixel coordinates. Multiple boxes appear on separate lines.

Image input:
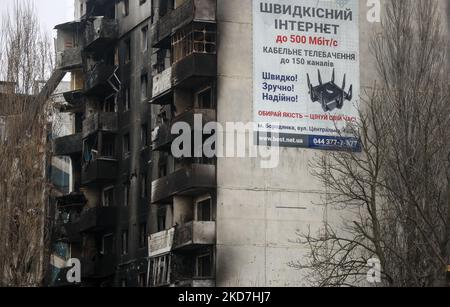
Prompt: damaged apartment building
<box><xmin>49</xmin><ymin>0</ymin><xmax>217</xmax><ymax>288</ymax></box>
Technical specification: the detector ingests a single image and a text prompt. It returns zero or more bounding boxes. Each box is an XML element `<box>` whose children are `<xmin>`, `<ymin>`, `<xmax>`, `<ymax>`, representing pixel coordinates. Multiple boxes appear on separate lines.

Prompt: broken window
<box><xmin>123</xmin><ymin>182</ymin><xmax>130</xmax><ymax>207</ymax></box>
<box><xmin>171</xmin><ymin>24</ymin><xmax>216</xmax><ymax>64</ymax></box>
<box><xmin>157</xmin><ymin>206</ymin><xmax>167</xmax><ymax>232</ymax></box>
<box><xmin>196</xmin><ymin>197</ymin><xmax>212</xmax><ymax>222</ymax></box>
<box><xmin>102</xmin><ymin>186</ymin><xmax>115</xmax><ymax>207</ymax></box>
<box><xmin>123</xmin><ymin>86</ymin><xmax>130</xmax><ymax>111</ymax></box>
<box><xmin>122</xmin><ymin>0</ymin><xmax>129</xmax><ymax>17</ymax></box>
<box><xmin>196</xmin><ymin>251</ymin><xmax>213</xmax><ymax>278</ymax></box>
<box><xmin>141</xmin><ymin>26</ymin><xmax>148</xmax><ymax>52</ymax></box>
<box><xmin>124</xmin><ymin>39</ymin><xmax>131</xmax><ymax>63</ymax></box>
<box><xmin>196</xmin><ymin>87</ymin><xmax>213</xmax><ymax>109</ymax></box>
<box><xmin>141</xmin><ymin>124</ymin><xmax>148</xmax><ymax>147</ymax></box>
<box><xmin>101</xmin><ymin>134</ymin><xmax>115</xmax><ymax>158</ymax></box>
<box><xmin>141</xmin><ymin>174</ymin><xmax>148</xmax><ymax>199</ymax></box>
<box><xmin>121</xmin><ymin>229</ymin><xmax>128</xmax><ymax>255</ymax></box>
<box><xmin>123</xmin><ymin>133</ymin><xmax>130</xmax><ymax>156</ymax></box>
<box><xmin>139</xmin><ymin>223</ymin><xmax>147</xmax><ymax>249</ymax></box>
<box><xmin>103</xmin><ymin>95</ymin><xmax>117</xmax><ymax>112</ymax></box>
<box><xmin>141</xmin><ymin>74</ymin><xmax>148</xmax><ymax>101</ymax></box>
<box><xmin>101</xmin><ymin>234</ymin><xmax>114</xmax><ymax>255</ymax></box>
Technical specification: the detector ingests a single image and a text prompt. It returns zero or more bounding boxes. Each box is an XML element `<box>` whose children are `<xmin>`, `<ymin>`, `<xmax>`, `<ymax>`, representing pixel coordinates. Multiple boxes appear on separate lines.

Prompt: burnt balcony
<box><xmin>152</xmin><ymin>0</ymin><xmax>217</xmax><ymax>48</ymax></box>
<box><xmin>53</xmin><ymin>133</ymin><xmax>82</xmax><ymax>157</ymax></box>
<box><xmin>151</xmin><ymin>54</ymin><xmax>216</xmax><ymax>100</ymax></box>
<box><xmin>82</xmin><ymin>112</ymin><xmax>118</xmax><ymax>138</ymax></box>
<box><xmin>152</xmin><ymin>164</ymin><xmax>216</xmax><ymax>204</ymax></box>
<box><xmin>172</xmin><ymin>53</ymin><xmax>217</xmax><ymax>88</ymax></box>
<box><xmin>151</xmin><ymin>68</ymin><xmax>173</xmax><ymax>104</ymax></box>
<box><xmin>61</xmin><ymin>90</ymin><xmax>84</xmax><ymax>113</ymax></box>
<box><xmin>84</xmin><ymin>63</ymin><xmax>119</xmax><ymax>96</ymax></box>
<box><xmin>84</xmin><ymin>17</ymin><xmax>118</xmax><ymax>51</ymax></box>
<box><xmin>173</xmin><ymin>221</ymin><xmax>216</xmax><ymax>251</ymax></box>
<box><xmin>148</xmin><ymin>228</ymin><xmax>175</xmax><ymax>257</ymax></box>
<box><xmin>152</xmin><ymin>108</ymin><xmax>216</xmax><ymax>152</ymax></box>
<box><xmin>81</xmin><ymin>254</ymin><xmax>116</xmax><ymax>279</ymax></box>
<box><xmin>56</xmin><ymin>47</ymin><xmax>83</xmax><ymax>71</ymax></box>
<box><xmin>82</xmin><ymin>158</ymin><xmax>118</xmax><ymax>185</ymax></box>
<box><xmin>78</xmin><ymin>206</ymin><xmax>117</xmax><ymax>233</ymax></box>
<box><xmin>152</xmin><ymin>123</ymin><xmax>172</xmax><ymax>151</ymax></box>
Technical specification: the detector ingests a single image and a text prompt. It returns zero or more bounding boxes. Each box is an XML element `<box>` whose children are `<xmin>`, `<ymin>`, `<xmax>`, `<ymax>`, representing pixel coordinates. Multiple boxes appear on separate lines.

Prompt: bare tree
<box><xmin>292</xmin><ymin>0</ymin><xmax>450</xmax><ymax>287</ymax></box>
<box><xmin>0</xmin><ymin>0</ymin><xmax>56</xmax><ymax>287</ymax></box>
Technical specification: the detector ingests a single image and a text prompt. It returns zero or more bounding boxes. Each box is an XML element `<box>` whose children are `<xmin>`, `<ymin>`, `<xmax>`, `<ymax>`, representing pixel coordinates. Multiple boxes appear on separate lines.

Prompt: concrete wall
<box><xmin>215</xmin><ymin>0</ymin><xmax>449</xmax><ymax>287</ymax></box>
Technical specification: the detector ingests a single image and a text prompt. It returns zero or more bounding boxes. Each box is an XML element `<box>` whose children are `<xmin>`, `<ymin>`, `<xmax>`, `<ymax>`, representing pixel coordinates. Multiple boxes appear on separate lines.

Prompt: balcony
<box><xmin>151</xmin><ymin>68</ymin><xmax>172</xmax><ymax>104</ymax></box>
<box><xmin>82</xmin><ymin>112</ymin><xmax>118</xmax><ymax>138</ymax></box>
<box><xmin>78</xmin><ymin>206</ymin><xmax>117</xmax><ymax>233</ymax></box>
<box><xmin>61</xmin><ymin>90</ymin><xmax>84</xmax><ymax>113</ymax></box>
<box><xmin>152</xmin><ymin>164</ymin><xmax>216</xmax><ymax>204</ymax></box>
<box><xmin>152</xmin><ymin>123</ymin><xmax>173</xmax><ymax>151</ymax></box>
<box><xmin>84</xmin><ymin>17</ymin><xmax>118</xmax><ymax>51</ymax></box>
<box><xmin>81</xmin><ymin>254</ymin><xmax>116</xmax><ymax>279</ymax></box>
<box><xmin>53</xmin><ymin>133</ymin><xmax>82</xmax><ymax>157</ymax></box>
<box><xmin>173</xmin><ymin>221</ymin><xmax>216</xmax><ymax>251</ymax></box>
<box><xmin>152</xmin><ymin>108</ymin><xmax>216</xmax><ymax>152</ymax></box>
<box><xmin>84</xmin><ymin>63</ymin><xmax>119</xmax><ymax>96</ymax></box>
<box><xmin>148</xmin><ymin>228</ymin><xmax>175</xmax><ymax>257</ymax></box>
<box><xmin>172</xmin><ymin>53</ymin><xmax>217</xmax><ymax>88</ymax></box>
<box><xmin>82</xmin><ymin>158</ymin><xmax>118</xmax><ymax>185</ymax></box>
<box><xmin>152</xmin><ymin>0</ymin><xmax>217</xmax><ymax>48</ymax></box>
<box><xmin>151</xmin><ymin>54</ymin><xmax>216</xmax><ymax>103</ymax></box>
<box><xmin>56</xmin><ymin>47</ymin><xmax>83</xmax><ymax>71</ymax></box>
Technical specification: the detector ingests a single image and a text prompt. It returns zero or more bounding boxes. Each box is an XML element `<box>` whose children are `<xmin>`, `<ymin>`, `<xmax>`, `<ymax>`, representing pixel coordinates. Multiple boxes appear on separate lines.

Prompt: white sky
<box><xmin>1</xmin><ymin>0</ymin><xmax>74</xmax><ymax>38</ymax></box>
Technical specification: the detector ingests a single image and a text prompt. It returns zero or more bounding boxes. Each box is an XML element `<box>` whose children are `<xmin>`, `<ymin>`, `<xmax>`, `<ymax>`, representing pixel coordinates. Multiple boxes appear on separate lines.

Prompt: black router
<box><xmin>307</xmin><ymin>69</ymin><xmax>353</xmax><ymax>112</ymax></box>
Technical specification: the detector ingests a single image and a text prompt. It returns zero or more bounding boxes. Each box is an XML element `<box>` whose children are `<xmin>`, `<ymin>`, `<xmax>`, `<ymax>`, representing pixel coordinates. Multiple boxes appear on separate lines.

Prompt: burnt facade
<box><xmin>49</xmin><ymin>0</ymin><xmax>152</xmax><ymax>287</ymax></box>
<box><xmin>51</xmin><ymin>0</ymin><xmax>217</xmax><ymax>288</ymax></box>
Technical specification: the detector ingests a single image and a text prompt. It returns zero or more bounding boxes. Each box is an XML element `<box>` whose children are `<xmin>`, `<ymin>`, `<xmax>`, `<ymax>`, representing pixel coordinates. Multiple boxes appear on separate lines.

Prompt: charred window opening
<box><xmin>102</xmin><ymin>186</ymin><xmax>115</xmax><ymax>207</ymax></box>
<box><xmin>157</xmin><ymin>206</ymin><xmax>167</xmax><ymax>232</ymax></box>
<box><xmin>171</xmin><ymin>24</ymin><xmax>216</xmax><ymax>64</ymax></box>
<box><xmin>121</xmin><ymin>229</ymin><xmax>129</xmax><ymax>255</ymax></box>
<box><xmin>196</xmin><ymin>250</ymin><xmax>213</xmax><ymax>278</ymax></box>
<box><xmin>139</xmin><ymin>223</ymin><xmax>147</xmax><ymax>248</ymax></box>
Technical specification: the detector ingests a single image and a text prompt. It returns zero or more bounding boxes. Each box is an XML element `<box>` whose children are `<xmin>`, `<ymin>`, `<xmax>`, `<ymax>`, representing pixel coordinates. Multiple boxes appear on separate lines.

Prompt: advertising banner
<box><xmin>253</xmin><ymin>0</ymin><xmax>360</xmax><ymax>150</ymax></box>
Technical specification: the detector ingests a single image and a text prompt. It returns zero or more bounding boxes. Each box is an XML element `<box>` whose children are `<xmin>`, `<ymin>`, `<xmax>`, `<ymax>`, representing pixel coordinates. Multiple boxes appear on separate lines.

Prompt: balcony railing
<box><xmin>173</xmin><ymin>221</ymin><xmax>216</xmax><ymax>251</ymax></box>
<box><xmin>82</xmin><ymin>158</ymin><xmax>118</xmax><ymax>185</ymax></box>
<box><xmin>152</xmin><ymin>68</ymin><xmax>172</xmax><ymax>101</ymax></box>
<box><xmin>53</xmin><ymin>133</ymin><xmax>82</xmax><ymax>157</ymax></box>
<box><xmin>152</xmin><ymin>164</ymin><xmax>216</xmax><ymax>204</ymax></box>
<box><xmin>152</xmin><ymin>0</ymin><xmax>217</xmax><ymax>47</ymax></box>
<box><xmin>151</xmin><ymin>54</ymin><xmax>216</xmax><ymax>103</ymax></box>
<box><xmin>84</xmin><ymin>17</ymin><xmax>118</xmax><ymax>51</ymax></box>
<box><xmin>56</xmin><ymin>47</ymin><xmax>83</xmax><ymax>70</ymax></box>
<box><xmin>148</xmin><ymin>228</ymin><xmax>175</xmax><ymax>257</ymax></box>
<box><xmin>84</xmin><ymin>63</ymin><xmax>120</xmax><ymax>96</ymax></box>
<box><xmin>172</xmin><ymin>53</ymin><xmax>217</xmax><ymax>88</ymax></box>
<box><xmin>82</xmin><ymin>112</ymin><xmax>118</xmax><ymax>138</ymax></box>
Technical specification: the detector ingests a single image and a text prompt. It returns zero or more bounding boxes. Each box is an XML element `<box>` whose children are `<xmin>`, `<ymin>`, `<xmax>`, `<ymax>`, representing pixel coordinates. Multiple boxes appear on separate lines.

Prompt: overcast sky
<box><xmin>1</xmin><ymin>0</ymin><xmax>74</xmax><ymax>38</ymax></box>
